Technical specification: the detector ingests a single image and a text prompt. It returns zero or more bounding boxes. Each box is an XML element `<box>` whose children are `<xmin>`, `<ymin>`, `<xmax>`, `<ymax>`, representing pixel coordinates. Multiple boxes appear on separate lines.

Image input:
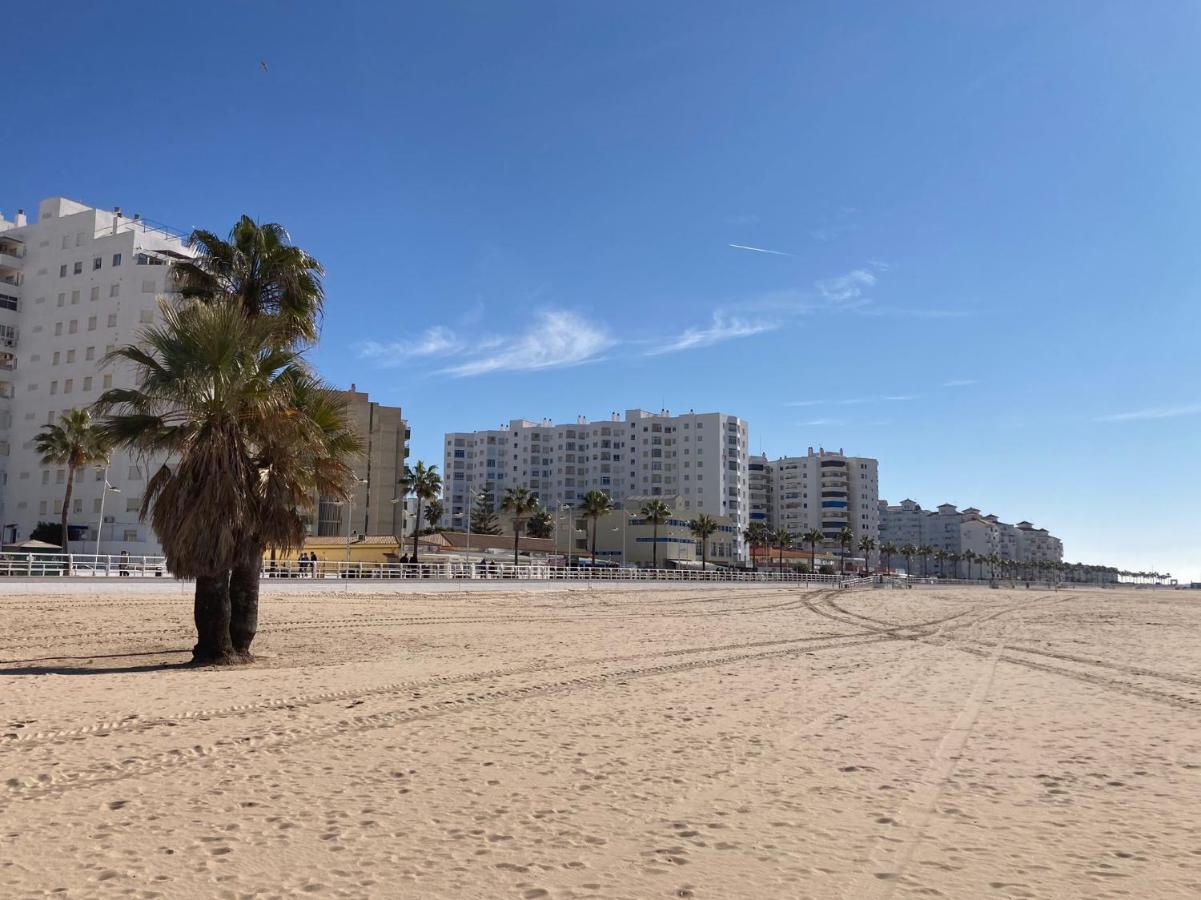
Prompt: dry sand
<box><xmin>1</xmin><ymin>582</ymin><xmax>1199</xmax><ymax>899</ymax></box>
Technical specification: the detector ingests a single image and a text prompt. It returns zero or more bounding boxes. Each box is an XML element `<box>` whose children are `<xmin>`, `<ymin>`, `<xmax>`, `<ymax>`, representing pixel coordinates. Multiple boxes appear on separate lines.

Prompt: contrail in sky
<box><xmin>728</xmin><ymin>243</ymin><xmax>793</xmax><ymax>257</ymax></box>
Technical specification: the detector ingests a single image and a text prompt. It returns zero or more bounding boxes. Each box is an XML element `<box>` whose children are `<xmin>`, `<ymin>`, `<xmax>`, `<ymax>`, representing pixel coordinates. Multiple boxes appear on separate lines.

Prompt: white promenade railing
<box><xmin>0</xmin><ymin>551</ymin><xmax>865</xmax><ymax>585</ymax></box>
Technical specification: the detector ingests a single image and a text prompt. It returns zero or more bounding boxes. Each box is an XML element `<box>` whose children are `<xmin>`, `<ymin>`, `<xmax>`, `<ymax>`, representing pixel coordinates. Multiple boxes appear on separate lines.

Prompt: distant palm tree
<box><xmin>424</xmin><ymin>500</ymin><xmax>445</xmax><ymax>532</ymax></box>
<box><xmin>640</xmin><ymin>499</ymin><xmax>672</xmax><ymax>569</ymax></box>
<box><xmin>771</xmin><ymin>528</ymin><xmax>793</xmax><ymax>571</ymax></box>
<box><xmin>880</xmin><ymin>542</ymin><xmax>898</xmax><ymax>575</ymax></box>
<box><xmin>901</xmin><ymin>543</ymin><xmax>917</xmax><ymax>576</ymax></box>
<box><xmin>400</xmin><ymin>461</ymin><xmax>442</xmax><ymax>564</ymax></box>
<box><xmin>689</xmin><ymin>514</ymin><xmax>719</xmax><ymax>571</ymax></box>
<box><xmin>838</xmin><ymin>526</ymin><xmax>855</xmax><ymax>575</ymax></box>
<box><xmin>742</xmin><ymin>521</ymin><xmax>771</xmax><ymax>572</ymax></box>
<box><xmin>962</xmin><ymin>550</ymin><xmax>977</xmax><ymax>580</ymax></box>
<box><xmin>500</xmin><ymin>487</ymin><xmax>540</xmax><ymax>565</ymax></box>
<box><xmin>858</xmin><ymin>536</ymin><xmax>876</xmax><ymax>574</ymax></box>
<box><xmin>35</xmin><ymin>409</ymin><xmax>110</xmax><ymax>566</ymax></box>
<box><xmin>803</xmin><ymin>528</ymin><xmax>824</xmax><ymax>573</ymax></box>
<box><xmin>934</xmin><ymin>549</ymin><xmax>947</xmax><ymax>578</ymax></box>
<box><xmin>579</xmin><ymin>490</ymin><xmax>615</xmax><ymax>565</ymax></box>
<box><xmin>918</xmin><ymin>544</ymin><xmax>935</xmax><ymax>577</ymax></box>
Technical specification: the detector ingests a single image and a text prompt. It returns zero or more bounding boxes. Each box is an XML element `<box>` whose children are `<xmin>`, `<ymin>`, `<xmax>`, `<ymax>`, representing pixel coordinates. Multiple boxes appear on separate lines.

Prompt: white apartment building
<box><xmin>444</xmin><ymin>408</ymin><xmax>750</xmax><ymax>559</ymax></box>
<box><xmin>0</xmin><ymin>198</ymin><xmax>192</xmax><ymax>553</ymax></box>
<box><xmin>749</xmin><ymin>448</ymin><xmax>880</xmax><ymax>548</ymax></box>
<box><xmin>878</xmin><ymin>499</ymin><xmax>1064</xmax><ymax>571</ymax></box>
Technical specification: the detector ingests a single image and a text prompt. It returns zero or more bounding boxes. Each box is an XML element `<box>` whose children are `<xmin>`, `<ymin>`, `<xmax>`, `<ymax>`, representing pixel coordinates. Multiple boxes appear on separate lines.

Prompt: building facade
<box><xmin>0</xmin><ymin>198</ymin><xmax>191</xmax><ymax>552</ymax></box>
<box><xmin>878</xmin><ymin>499</ymin><xmax>1064</xmax><ymax>572</ymax></box>
<box><xmin>444</xmin><ymin>408</ymin><xmax>750</xmax><ymax>559</ymax></box>
<box><xmin>311</xmin><ymin>385</ymin><xmax>409</xmax><ymax>540</ymax></box>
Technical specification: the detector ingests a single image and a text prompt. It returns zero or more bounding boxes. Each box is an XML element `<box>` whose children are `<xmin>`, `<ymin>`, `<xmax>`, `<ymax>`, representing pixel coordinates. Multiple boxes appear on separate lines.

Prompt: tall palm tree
<box><xmin>837</xmin><ymin>526</ymin><xmax>855</xmax><ymax>575</ymax></box>
<box><xmin>962</xmin><ymin>550</ymin><xmax>977</xmax><ymax>580</ymax></box>
<box><xmin>97</xmin><ymin>300</ymin><xmax>306</xmax><ymax>664</ymax></box>
<box><xmin>500</xmin><ymin>487</ymin><xmax>540</xmax><ymax>564</ymax></box>
<box><xmin>579</xmin><ymin>490</ymin><xmax>614</xmax><ymax>564</ymax></box>
<box><xmin>230</xmin><ymin>372</ymin><xmax>361</xmax><ymax>654</ymax></box>
<box><xmin>880</xmin><ymin>542</ymin><xmax>898</xmax><ymax>575</ymax></box>
<box><xmin>689</xmin><ymin>514</ymin><xmax>719</xmax><ymax>571</ymax></box>
<box><xmin>743</xmin><ymin>521</ymin><xmax>771</xmax><ymax>572</ymax></box>
<box><xmin>901</xmin><ymin>543</ymin><xmax>917</xmax><ymax>576</ymax></box>
<box><xmin>934</xmin><ymin>549</ymin><xmax>947</xmax><ymax>578</ymax></box>
<box><xmin>858</xmin><ymin>535</ymin><xmax>876</xmax><ymax>574</ymax></box>
<box><xmin>173</xmin><ymin>215</ymin><xmax>325</xmax><ymax>344</ymax></box>
<box><xmin>769</xmin><ymin>528</ymin><xmax>790</xmax><ymax>571</ymax></box>
<box><xmin>35</xmin><ymin>409</ymin><xmax>110</xmax><ymax>567</ymax></box>
<box><xmin>400</xmin><ymin>461</ymin><xmax>442</xmax><ymax>564</ymax></box>
<box><xmin>640</xmin><ymin>499</ymin><xmax>672</xmax><ymax>569</ymax></box>
<box><xmin>803</xmin><ymin>528</ymin><xmax>824</xmax><ymax>573</ymax></box>
<box><xmin>918</xmin><ymin>544</ymin><xmax>935</xmax><ymax>577</ymax></box>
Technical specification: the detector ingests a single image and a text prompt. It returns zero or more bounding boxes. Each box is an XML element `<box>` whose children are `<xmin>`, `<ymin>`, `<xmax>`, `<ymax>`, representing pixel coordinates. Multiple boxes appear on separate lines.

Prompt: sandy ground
<box><xmin>1</xmin><ymin>582</ymin><xmax>1199</xmax><ymax>899</ymax></box>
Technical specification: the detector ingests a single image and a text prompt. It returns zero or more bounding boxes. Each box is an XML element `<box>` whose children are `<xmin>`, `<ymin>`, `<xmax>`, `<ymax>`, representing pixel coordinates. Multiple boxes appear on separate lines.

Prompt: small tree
<box><xmin>500</xmin><ymin>487</ymin><xmax>540</xmax><ymax>565</ymax></box>
<box><xmin>470</xmin><ymin>489</ymin><xmax>502</xmax><ymax>535</ymax></box>
<box><xmin>689</xmin><ymin>514</ymin><xmax>719</xmax><ymax>571</ymax></box>
<box><xmin>579</xmin><ymin>490</ymin><xmax>614</xmax><ymax>564</ymax></box>
<box><xmin>803</xmin><ymin>528</ymin><xmax>824</xmax><ymax>574</ymax></box>
<box><xmin>424</xmin><ymin>499</ymin><xmax>444</xmax><ymax>533</ymax></box>
<box><xmin>640</xmin><ymin>499</ymin><xmax>672</xmax><ymax>569</ymax></box>
<box><xmin>35</xmin><ymin>410</ymin><xmax>110</xmax><ymax>569</ymax></box>
<box><xmin>526</xmin><ymin>509</ymin><xmax>553</xmax><ymax>538</ymax></box>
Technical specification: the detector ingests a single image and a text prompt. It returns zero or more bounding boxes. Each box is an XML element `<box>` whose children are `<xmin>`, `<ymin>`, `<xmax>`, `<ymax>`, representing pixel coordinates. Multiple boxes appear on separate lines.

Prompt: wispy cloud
<box><xmin>800</xmin><ymin>418</ymin><xmax>845</xmax><ymax>426</ymax></box>
<box><xmin>943</xmin><ymin>379</ymin><xmax>978</xmax><ymax>387</ymax></box>
<box><xmin>355</xmin><ymin>326</ymin><xmax>463</xmax><ymax>367</ymax></box>
<box><xmin>1094</xmin><ymin>403</ymin><xmax>1201</xmax><ymax>423</ymax></box>
<box><xmin>728</xmin><ymin>243</ymin><xmax>793</xmax><ymax>257</ymax></box>
<box><xmin>787</xmin><ymin>394</ymin><xmax>919</xmax><ymax>408</ymax></box>
<box><xmin>646</xmin><ymin>312</ymin><xmax>776</xmax><ymax>356</ymax></box>
<box><xmin>814</xmin><ymin>269</ymin><xmax>876</xmax><ymax>305</ymax></box>
<box><xmin>440</xmin><ymin>310</ymin><xmax>613</xmax><ymax>377</ymax></box>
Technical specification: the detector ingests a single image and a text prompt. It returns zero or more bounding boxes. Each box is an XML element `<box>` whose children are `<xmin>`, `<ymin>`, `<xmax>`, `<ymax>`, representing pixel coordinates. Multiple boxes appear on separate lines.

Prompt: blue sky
<box><xmin>9</xmin><ymin>2</ymin><xmax>1200</xmax><ymax>580</ymax></box>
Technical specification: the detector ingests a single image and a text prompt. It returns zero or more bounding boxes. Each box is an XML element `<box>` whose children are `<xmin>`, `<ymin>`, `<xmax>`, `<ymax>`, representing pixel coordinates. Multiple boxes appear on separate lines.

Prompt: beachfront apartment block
<box><xmin>0</xmin><ymin>198</ymin><xmax>193</xmax><ymax>553</ymax></box>
<box><xmin>310</xmin><ymin>385</ymin><xmax>409</xmax><ymax>540</ymax></box>
<box><xmin>878</xmin><ymin>499</ymin><xmax>1064</xmax><ymax>571</ymax></box>
<box><xmin>444</xmin><ymin>409</ymin><xmax>751</xmax><ymax>559</ymax></box>
<box><xmin>748</xmin><ymin>448</ymin><xmax>880</xmax><ymax>547</ymax></box>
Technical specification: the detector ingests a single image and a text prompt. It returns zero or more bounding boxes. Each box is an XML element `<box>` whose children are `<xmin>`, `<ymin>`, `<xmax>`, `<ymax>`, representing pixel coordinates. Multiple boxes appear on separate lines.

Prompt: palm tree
<box><xmin>880</xmin><ymin>542</ymin><xmax>898</xmax><ymax>575</ymax></box>
<box><xmin>173</xmin><ymin>215</ymin><xmax>325</xmax><ymax>344</ymax></box>
<box><xmin>97</xmin><ymin>300</ymin><xmax>308</xmax><ymax>664</ymax></box>
<box><xmin>424</xmin><ymin>499</ymin><xmax>445</xmax><ymax>532</ymax></box>
<box><xmin>773</xmin><ymin>526</ymin><xmax>792</xmax><ymax>569</ymax></box>
<box><xmin>579</xmin><ymin>490</ymin><xmax>614</xmax><ymax>564</ymax></box>
<box><xmin>500</xmin><ymin>487</ymin><xmax>540</xmax><ymax>565</ymax></box>
<box><xmin>743</xmin><ymin>521</ymin><xmax>771</xmax><ymax>572</ymax></box>
<box><xmin>526</xmin><ymin>509</ymin><xmax>553</xmax><ymax>539</ymax></box>
<box><xmin>918</xmin><ymin>545</ymin><xmax>935</xmax><ymax>577</ymax></box>
<box><xmin>858</xmin><ymin>536</ymin><xmax>876</xmax><ymax>574</ymax></box>
<box><xmin>837</xmin><ymin>526</ymin><xmax>855</xmax><ymax>575</ymax></box>
<box><xmin>689</xmin><ymin>514</ymin><xmax>719</xmax><ymax>571</ymax></box>
<box><xmin>640</xmin><ymin>499</ymin><xmax>672</xmax><ymax>569</ymax></box>
<box><xmin>901</xmin><ymin>543</ymin><xmax>916</xmax><ymax>576</ymax></box>
<box><xmin>35</xmin><ymin>410</ymin><xmax>110</xmax><ymax>568</ymax></box>
<box><xmin>962</xmin><ymin>550</ymin><xmax>977</xmax><ymax>580</ymax></box>
<box><xmin>803</xmin><ymin>528</ymin><xmax>824</xmax><ymax>573</ymax></box>
<box><xmin>400</xmin><ymin>461</ymin><xmax>442</xmax><ymax>564</ymax></box>
<box><xmin>934</xmin><ymin>549</ymin><xmax>947</xmax><ymax>578</ymax></box>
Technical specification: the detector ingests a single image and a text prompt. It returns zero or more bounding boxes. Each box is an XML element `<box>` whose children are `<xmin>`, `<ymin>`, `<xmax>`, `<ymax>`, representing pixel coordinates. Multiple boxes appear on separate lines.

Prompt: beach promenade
<box><xmin>2</xmin><ymin>583</ymin><xmax>1197</xmax><ymax>898</ymax></box>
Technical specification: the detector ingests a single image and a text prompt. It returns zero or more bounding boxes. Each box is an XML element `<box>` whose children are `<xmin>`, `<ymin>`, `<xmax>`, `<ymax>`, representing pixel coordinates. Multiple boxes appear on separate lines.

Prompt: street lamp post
<box><xmin>93</xmin><ymin>463</ymin><xmax>120</xmax><ymax>560</ymax></box>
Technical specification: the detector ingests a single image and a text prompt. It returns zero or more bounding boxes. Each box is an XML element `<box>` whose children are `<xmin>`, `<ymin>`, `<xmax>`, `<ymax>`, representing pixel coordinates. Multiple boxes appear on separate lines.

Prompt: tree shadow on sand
<box><xmin>0</xmin><ymin>649</ymin><xmax>193</xmax><ymax>676</ymax></box>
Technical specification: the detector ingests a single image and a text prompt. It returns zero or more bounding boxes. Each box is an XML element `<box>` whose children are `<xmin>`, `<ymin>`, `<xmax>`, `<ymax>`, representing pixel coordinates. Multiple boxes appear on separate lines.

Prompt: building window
<box><xmin>110</xmin><ymin>283</ymin><xmax>120</xmax><ymax>297</ymax></box>
<box><xmin>71</xmin><ymin>289</ymin><xmax>80</xmax><ymax>304</ymax></box>
<box><xmin>88</xmin><ymin>316</ymin><xmax>97</xmax><ymax>331</ymax></box>
<box><xmin>73</xmin><ymin>261</ymin><xmax>83</xmax><ymax>275</ymax></box>
<box><xmin>141</xmin><ymin>280</ymin><xmax>156</xmax><ymax>293</ymax></box>
<box><xmin>107</xmin><ymin>313</ymin><xmax>117</xmax><ymax>327</ymax></box>
<box><xmin>90</xmin><ymin>286</ymin><xmax>100</xmax><ymax>301</ymax></box>
<box><xmin>103</xmin><ymin>374</ymin><xmax>112</xmax><ymax>389</ymax></box>
<box><xmin>49</xmin><ymin>381</ymin><xmax>58</xmax><ymax>395</ymax></box>
<box><xmin>93</xmin><ymin>257</ymin><xmax>102</xmax><ymax>271</ymax></box>
<box><xmin>123</xmin><ymin>529</ymin><xmax>139</xmax><ymax>542</ymax></box>
<box><xmin>112</xmin><ymin>253</ymin><xmax>122</xmax><ymax>267</ymax></box>
<box><xmin>68</xmin><ymin>320</ymin><xmax>78</xmax><ymax>334</ymax></box>
<box><xmin>83</xmin><ymin>376</ymin><xmax>92</xmax><ymax>391</ymax></box>
<box><xmin>59</xmin><ymin>264</ymin><xmax>67</xmax><ymax>277</ymax></box>
<box><xmin>66</xmin><ymin>349</ymin><xmax>75</xmax><ymax>363</ymax></box>
<box><xmin>85</xmin><ymin>346</ymin><xmax>95</xmax><ymax>361</ymax></box>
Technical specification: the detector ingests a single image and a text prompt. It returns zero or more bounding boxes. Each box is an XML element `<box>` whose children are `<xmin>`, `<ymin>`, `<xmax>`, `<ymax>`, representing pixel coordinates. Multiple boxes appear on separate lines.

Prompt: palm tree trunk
<box><xmin>701</xmin><ymin>541</ymin><xmax>707</xmax><ymax>571</ymax></box>
<box><xmin>652</xmin><ymin>521</ymin><xmax>658</xmax><ymax>569</ymax></box>
<box><xmin>229</xmin><ymin>543</ymin><xmax>262</xmax><ymax>658</ymax></box>
<box><xmin>810</xmin><ymin>543</ymin><xmax>816</xmax><ymax>573</ymax></box>
<box><xmin>61</xmin><ymin>465</ymin><xmax>75</xmax><ymax>573</ymax></box>
<box><xmin>590</xmin><ymin>518</ymin><xmax>597</xmax><ymax>564</ymax></box>
<box><xmin>192</xmin><ymin>572</ymin><xmax>237</xmax><ymax>665</ymax></box>
<box><xmin>412</xmin><ymin>497</ymin><xmax>422</xmax><ymax>564</ymax></box>
<box><xmin>512</xmin><ymin>517</ymin><xmax>520</xmax><ymax>565</ymax></box>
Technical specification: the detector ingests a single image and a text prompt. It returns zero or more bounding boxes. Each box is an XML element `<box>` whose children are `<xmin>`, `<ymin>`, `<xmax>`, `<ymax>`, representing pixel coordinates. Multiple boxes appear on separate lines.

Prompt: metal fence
<box><xmin>1</xmin><ymin>551</ymin><xmax>867</xmax><ymax>585</ymax></box>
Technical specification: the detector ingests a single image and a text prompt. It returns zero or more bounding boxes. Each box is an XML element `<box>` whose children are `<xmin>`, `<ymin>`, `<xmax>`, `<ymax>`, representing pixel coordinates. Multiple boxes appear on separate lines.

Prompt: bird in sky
<box><xmin>260</xmin><ymin>60</ymin><xmax>269</xmax><ymax>73</ymax></box>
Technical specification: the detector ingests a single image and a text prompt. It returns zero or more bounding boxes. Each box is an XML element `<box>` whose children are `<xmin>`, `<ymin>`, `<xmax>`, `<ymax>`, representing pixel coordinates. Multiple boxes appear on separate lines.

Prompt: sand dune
<box><xmin>2</xmin><ymin>583</ymin><xmax>1198</xmax><ymax>898</ymax></box>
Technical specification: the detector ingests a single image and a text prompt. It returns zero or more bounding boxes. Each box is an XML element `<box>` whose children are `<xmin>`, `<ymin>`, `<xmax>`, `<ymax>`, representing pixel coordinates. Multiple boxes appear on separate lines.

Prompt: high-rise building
<box><xmin>751</xmin><ymin>448</ymin><xmax>880</xmax><ymax>547</ymax></box>
<box><xmin>0</xmin><ymin>198</ymin><xmax>191</xmax><ymax>551</ymax></box>
<box><xmin>310</xmin><ymin>385</ymin><xmax>409</xmax><ymax>539</ymax></box>
<box><xmin>444</xmin><ymin>408</ymin><xmax>750</xmax><ymax>558</ymax></box>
